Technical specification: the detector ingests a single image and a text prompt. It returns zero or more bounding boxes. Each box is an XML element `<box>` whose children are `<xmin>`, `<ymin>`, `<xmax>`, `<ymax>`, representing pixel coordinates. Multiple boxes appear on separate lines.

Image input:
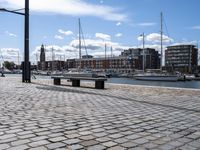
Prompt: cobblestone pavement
<box><xmin>0</xmin><ymin>77</ymin><xmax>200</xmax><ymax>150</ymax></box>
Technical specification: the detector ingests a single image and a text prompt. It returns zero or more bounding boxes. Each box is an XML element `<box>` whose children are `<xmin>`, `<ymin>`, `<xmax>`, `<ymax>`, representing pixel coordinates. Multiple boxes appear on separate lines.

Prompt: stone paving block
<box><xmin>168</xmin><ymin>140</ymin><xmax>184</xmax><ymax>147</ymax></box>
<box><xmin>7</xmin><ymin>144</ymin><xmax>29</xmax><ymax>150</ymax></box>
<box><xmin>5</xmin><ymin>129</ymin><xmax>23</xmax><ymax>134</ymax></box>
<box><xmin>65</xmin><ymin>133</ymin><xmax>80</xmax><ymax>139</ymax></box>
<box><xmin>30</xmin><ymin>136</ymin><xmax>48</xmax><ymax>141</ymax></box>
<box><xmin>158</xmin><ymin>144</ymin><xmax>176</xmax><ymax>150</ymax></box>
<box><xmin>102</xmin><ymin>141</ymin><xmax>117</xmax><ymax>147</ymax></box>
<box><xmin>18</xmin><ymin>134</ymin><xmax>36</xmax><ymax>139</ymax></box>
<box><xmin>133</xmin><ymin>138</ymin><xmax>149</xmax><ymax>144</ymax></box>
<box><xmin>0</xmin><ymin>134</ymin><xmax>16</xmax><ymax>140</ymax></box>
<box><xmin>188</xmin><ymin>140</ymin><xmax>200</xmax><ymax>148</ymax></box>
<box><xmin>48</xmin><ymin>136</ymin><xmax>66</xmax><ymax>142</ymax></box>
<box><xmin>142</xmin><ymin>142</ymin><xmax>158</xmax><ymax>149</ymax></box>
<box><xmin>35</xmin><ymin>131</ymin><xmax>52</xmax><ymax>136</ymax></box>
<box><xmin>79</xmin><ymin>131</ymin><xmax>92</xmax><ymax>136</ymax></box>
<box><xmin>96</xmin><ymin>137</ymin><xmax>111</xmax><ymax>142</ymax></box>
<box><xmin>67</xmin><ymin>144</ymin><xmax>83</xmax><ymax>150</ymax></box>
<box><xmin>121</xmin><ymin>142</ymin><xmax>138</xmax><ymax>148</ymax></box>
<box><xmin>125</xmin><ymin>134</ymin><xmax>141</xmax><ymax>140</ymax></box>
<box><xmin>80</xmin><ymin>140</ymin><xmax>99</xmax><ymax>147</ymax></box>
<box><xmin>0</xmin><ymin>144</ymin><xmax>10</xmax><ymax>150</ymax></box>
<box><xmin>114</xmin><ymin>138</ymin><xmax>129</xmax><ymax>144</ymax></box>
<box><xmin>109</xmin><ymin>133</ymin><xmax>124</xmax><ymax>139</ymax></box>
<box><xmin>87</xmin><ymin>144</ymin><xmax>106</xmax><ymax>150</ymax></box>
<box><xmin>93</xmin><ymin>132</ymin><xmax>108</xmax><ymax>138</ymax></box>
<box><xmin>107</xmin><ymin>146</ymin><xmax>126</xmax><ymax>150</ymax></box>
<box><xmin>79</xmin><ymin>135</ymin><xmax>95</xmax><ymax>140</ymax></box>
<box><xmin>46</xmin><ymin>142</ymin><xmax>66</xmax><ymax>149</ymax></box>
<box><xmin>91</xmin><ymin>128</ymin><xmax>105</xmax><ymax>133</ymax></box>
<box><xmin>17</xmin><ymin>130</ymin><xmax>33</xmax><ymax>135</ymax></box>
<box><xmin>179</xmin><ymin>144</ymin><xmax>198</xmax><ymax>150</ymax></box>
<box><xmin>63</xmin><ymin>138</ymin><xmax>80</xmax><ymax>145</ymax></box>
<box><xmin>29</xmin><ymin>146</ymin><xmax>48</xmax><ymax>150</ymax></box>
<box><xmin>48</xmin><ymin>133</ymin><xmax>64</xmax><ymax>138</ymax></box>
<box><xmin>11</xmin><ymin>139</ymin><xmax>30</xmax><ymax>146</ymax></box>
<box><xmin>28</xmin><ymin>140</ymin><xmax>50</xmax><ymax>147</ymax></box>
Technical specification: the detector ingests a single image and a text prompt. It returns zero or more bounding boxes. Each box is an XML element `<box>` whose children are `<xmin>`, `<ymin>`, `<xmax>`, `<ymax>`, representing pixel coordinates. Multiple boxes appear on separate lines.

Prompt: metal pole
<box><xmin>105</xmin><ymin>43</ymin><xmax>107</xmax><ymax>70</ymax></box>
<box><xmin>160</xmin><ymin>12</ymin><xmax>163</xmax><ymax>70</ymax></box>
<box><xmin>22</xmin><ymin>0</ymin><xmax>30</xmax><ymax>82</ymax></box>
<box><xmin>142</xmin><ymin>33</ymin><xmax>145</xmax><ymax>72</ymax></box>
<box><xmin>111</xmin><ymin>46</ymin><xmax>113</xmax><ymax>58</ymax></box>
<box><xmin>79</xmin><ymin>18</ymin><xmax>81</xmax><ymax>70</ymax></box>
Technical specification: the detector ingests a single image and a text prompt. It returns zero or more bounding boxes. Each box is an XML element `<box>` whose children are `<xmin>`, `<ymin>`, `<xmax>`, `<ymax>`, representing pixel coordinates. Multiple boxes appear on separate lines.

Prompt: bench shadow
<box><xmin>31</xmin><ymin>81</ymin><xmax>107</xmax><ymax>95</ymax></box>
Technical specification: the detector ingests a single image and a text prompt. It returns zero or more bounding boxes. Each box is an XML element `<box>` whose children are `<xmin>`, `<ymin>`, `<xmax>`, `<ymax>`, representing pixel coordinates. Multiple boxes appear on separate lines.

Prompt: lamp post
<box><xmin>0</xmin><ymin>0</ymin><xmax>31</xmax><ymax>82</ymax></box>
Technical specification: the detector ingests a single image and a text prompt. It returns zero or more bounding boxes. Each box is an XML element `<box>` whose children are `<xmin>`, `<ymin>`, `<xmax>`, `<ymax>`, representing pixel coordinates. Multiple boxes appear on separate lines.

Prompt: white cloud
<box><xmin>95</xmin><ymin>33</ymin><xmax>111</xmax><ymax>41</ymax></box>
<box><xmin>138</xmin><ymin>22</ymin><xmax>156</xmax><ymax>27</ymax></box>
<box><xmin>58</xmin><ymin>29</ymin><xmax>73</xmax><ymax>36</ymax></box>
<box><xmin>191</xmin><ymin>26</ymin><xmax>200</xmax><ymax>30</ymax></box>
<box><xmin>138</xmin><ymin>33</ymin><xmax>173</xmax><ymax>43</ymax></box>
<box><xmin>116</xmin><ymin>22</ymin><xmax>121</xmax><ymax>26</ymax></box>
<box><xmin>5</xmin><ymin>31</ymin><xmax>17</xmax><ymax>37</ymax></box>
<box><xmin>115</xmin><ymin>33</ymin><xmax>122</xmax><ymax>37</ymax></box>
<box><xmin>172</xmin><ymin>41</ymin><xmax>198</xmax><ymax>46</ymax></box>
<box><xmin>1</xmin><ymin>0</ymin><xmax>127</xmax><ymax>21</ymax></box>
<box><xmin>54</xmin><ymin>35</ymin><xmax>64</xmax><ymax>40</ymax></box>
<box><xmin>0</xmin><ymin>48</ymin><xmax>21</xmax><ymax>64</ymax></box>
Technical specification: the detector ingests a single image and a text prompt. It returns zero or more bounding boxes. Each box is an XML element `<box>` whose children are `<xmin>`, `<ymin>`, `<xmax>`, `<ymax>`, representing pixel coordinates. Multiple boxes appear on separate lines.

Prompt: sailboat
<box><xmin>64</xmin><ymin>19</ymin><xmax>97</xmax><ymax>78</ymax></box>
<box><xmin>133</xmin><ymin>12</ymin><xmax>181</xmax><ymax>82</ymax></box>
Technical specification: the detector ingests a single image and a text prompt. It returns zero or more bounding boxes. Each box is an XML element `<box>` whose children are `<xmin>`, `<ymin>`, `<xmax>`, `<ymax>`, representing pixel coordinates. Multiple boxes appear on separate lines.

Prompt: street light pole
<box><xmin>23</xmin><ymin>0</ymin><xmax>31</xmax><ymax>82</ymax></box>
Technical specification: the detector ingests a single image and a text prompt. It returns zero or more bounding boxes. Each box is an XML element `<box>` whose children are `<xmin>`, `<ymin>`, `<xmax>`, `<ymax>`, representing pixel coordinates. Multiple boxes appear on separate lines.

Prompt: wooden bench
<box><xmin>51</xmin><ymin>76</ymin><xmax>107</xmax><ymax>89</ymax></box>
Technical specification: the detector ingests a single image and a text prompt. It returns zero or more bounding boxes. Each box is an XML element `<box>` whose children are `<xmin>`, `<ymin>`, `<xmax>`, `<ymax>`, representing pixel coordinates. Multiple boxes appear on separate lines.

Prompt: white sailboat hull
<box><xmin>133</xmin><ymin>75</ymin><xmax>179</xmax><ymax>82</ymax></box>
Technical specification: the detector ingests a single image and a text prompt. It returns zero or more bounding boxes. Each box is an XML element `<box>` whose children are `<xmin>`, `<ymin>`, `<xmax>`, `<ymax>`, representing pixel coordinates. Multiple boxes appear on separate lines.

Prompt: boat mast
<box><xmin>79</xmin><ymin>18</ymin><xmax>81</xmax><ymax>69</ymax></box>
<box><xmin>160</xmin><ymin>12</ymin><xmax>163</xmax><ymax>70</ymax></box>
<box><xmin>105</xmin><ymin>43</ymin><xmax>107</xmax><ymax>70</ymax></box>
<box><xmin>142</xmin><ymin>32</ymin><xmax>145</xmax><ymax>72</ymax></box>
<box><xmin>111</xmin><ymin>46</ymin><xmax>113</xmax><ymax>58</ymax></box>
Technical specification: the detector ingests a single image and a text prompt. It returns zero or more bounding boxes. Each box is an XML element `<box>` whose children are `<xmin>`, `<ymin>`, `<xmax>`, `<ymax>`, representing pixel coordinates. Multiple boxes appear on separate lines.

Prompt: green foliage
<box><xmin>3</xmin><ymin>61</ymin><xmax>16</xmax><ymax>70</ymax></box>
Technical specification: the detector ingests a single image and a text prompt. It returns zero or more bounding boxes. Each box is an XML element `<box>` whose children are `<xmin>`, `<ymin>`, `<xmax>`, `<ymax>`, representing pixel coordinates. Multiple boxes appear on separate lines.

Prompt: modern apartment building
<box><xmin>165</xmin><ymin>44</ymin><xmax>198</xmax><ymax>73</ymax></box>
<box><xmin>121</xmin><ymin>48</ymin><xmax>160</xmax><ymax>70</ymax></box>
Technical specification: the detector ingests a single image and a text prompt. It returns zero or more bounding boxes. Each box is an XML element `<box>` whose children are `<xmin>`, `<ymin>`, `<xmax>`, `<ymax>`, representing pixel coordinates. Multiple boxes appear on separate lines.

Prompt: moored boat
<box><xmin>133</xmin><ymin>73</ymin><xmax>180</xmax><ymax>82</ymax></box>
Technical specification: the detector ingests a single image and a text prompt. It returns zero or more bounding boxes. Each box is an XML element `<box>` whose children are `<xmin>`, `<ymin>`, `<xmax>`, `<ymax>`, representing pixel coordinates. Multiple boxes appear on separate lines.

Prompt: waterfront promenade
<box><xmin>0</xmin><ymin>77</ymin><xmax>200</xmax><ymax>150</ymax></box>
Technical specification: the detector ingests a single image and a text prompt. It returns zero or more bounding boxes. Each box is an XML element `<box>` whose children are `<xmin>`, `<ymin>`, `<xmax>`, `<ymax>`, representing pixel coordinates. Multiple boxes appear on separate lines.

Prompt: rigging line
<box><xmin>80</xmin><ymin>23</ymin><xmax>88</xmax><ymax>56</ymax></box>
<box><xmin>163</xmin><ymin>16</ymin><xmax>172</xmax><ymax>44</ymax></box>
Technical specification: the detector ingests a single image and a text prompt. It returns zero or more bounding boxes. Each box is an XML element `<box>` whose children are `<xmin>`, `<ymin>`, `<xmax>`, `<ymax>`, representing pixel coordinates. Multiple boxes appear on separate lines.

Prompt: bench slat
<box><xmin>51</xmin><ymin>76</ymin><xmax>107</xmax><ymax>81</ymax></box>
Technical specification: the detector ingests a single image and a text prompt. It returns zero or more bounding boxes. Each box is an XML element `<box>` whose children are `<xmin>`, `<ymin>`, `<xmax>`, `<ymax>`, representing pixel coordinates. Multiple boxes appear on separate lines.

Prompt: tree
<box><xmin>3</xmin><ymin>61</ymin><xmax>15</xmax><ymax>70</ymax></box>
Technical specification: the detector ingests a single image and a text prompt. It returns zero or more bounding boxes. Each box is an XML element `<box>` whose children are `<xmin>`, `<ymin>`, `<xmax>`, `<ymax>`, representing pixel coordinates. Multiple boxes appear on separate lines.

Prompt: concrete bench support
<box><xmin>72</xmin><ymin>79</ymin><xmax>80</xmax><ymax>87</ymax></box>
<box><xmin>54</xmin><ymin>78</ymin><xmax>61</xmax><ymax>85</ymax></box>
<box><xmin>95</xmin><ymin>81</ymin><xmax>105</xmax><ymax>89</ymax></box>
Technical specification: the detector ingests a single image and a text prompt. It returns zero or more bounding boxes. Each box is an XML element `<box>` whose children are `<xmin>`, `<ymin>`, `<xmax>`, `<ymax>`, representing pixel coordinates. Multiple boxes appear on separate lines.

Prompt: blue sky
<box><xmin>0</xmin><ymin>0</ymin><xmax>200</xmax><ymax>64</ymax></box>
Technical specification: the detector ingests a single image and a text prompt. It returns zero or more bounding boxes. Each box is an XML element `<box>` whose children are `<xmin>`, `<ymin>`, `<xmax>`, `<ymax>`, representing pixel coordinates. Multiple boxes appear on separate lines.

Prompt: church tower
<box><xmin>40</xmin><ymin>44</ymin><xmax>45</xmax><ymax>62</ymax></box>
<box><xmin>40</xmin><ymin>44</ymin><xmax>46</xmax><ymax>70</ymax></box>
